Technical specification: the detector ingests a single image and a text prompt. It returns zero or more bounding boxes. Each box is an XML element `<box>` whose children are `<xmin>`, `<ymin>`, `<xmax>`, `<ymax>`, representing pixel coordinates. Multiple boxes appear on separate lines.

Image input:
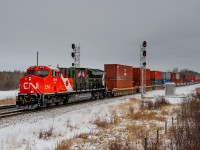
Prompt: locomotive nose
<box><xmin>20</xmin><ymin>75</ymin><xmax>40</xmax><ymax>94</ymax></box>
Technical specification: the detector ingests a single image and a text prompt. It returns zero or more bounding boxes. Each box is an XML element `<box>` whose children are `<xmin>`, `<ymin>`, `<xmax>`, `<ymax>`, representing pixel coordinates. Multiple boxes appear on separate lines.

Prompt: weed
<box><xmin>55</xmin><ymin>139</ymin><xmax>72</xmax><ymax>150</ymax></box>
<box><xmin>93</xmin><ymin>117</ymin><xmax>110</xmax><ymax>128</ymax></box>
<box><xmin>38</xmin><ymin>127</ymin><xmax>54</xmax><ymax>140</ymax></box>
<box><xmin>108</xmin><ymin>137</ymin><xmax>134</xmax><ymax>150</ymax></box>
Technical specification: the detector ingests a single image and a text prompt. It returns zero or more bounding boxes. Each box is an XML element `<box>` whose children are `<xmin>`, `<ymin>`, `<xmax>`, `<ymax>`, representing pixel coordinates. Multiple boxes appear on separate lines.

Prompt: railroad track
<box><xmin>0</xmin><ymin>104</ymin><xmax>16</xmax><ymax>109</ymax></box>
<box><xmin>0</xmin><ymin>110</ymin><xmax>29</xmax><ymax>119</ymax></box>
<box><xmin>0</xmin><ymin>97</ymin><xmax>118</xmax><ymax>120</ymax></box>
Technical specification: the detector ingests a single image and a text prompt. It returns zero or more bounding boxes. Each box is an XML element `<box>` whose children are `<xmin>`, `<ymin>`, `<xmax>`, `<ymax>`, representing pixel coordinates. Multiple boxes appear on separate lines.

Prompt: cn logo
<box><xmin>23</xmin><ymin>82</ymin><xmax>39</xmax><ymax>90</ymax></box>
<box><xmin>45</xmin><ymin>85</ymin><xmax>50</xmax><ymax>89</ymax></box>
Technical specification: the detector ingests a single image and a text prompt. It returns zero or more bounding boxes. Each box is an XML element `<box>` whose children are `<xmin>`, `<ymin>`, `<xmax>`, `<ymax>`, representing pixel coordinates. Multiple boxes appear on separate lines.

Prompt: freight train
<box><xmin>16</xmin><ymin>64</ymin><xmax>200</xmax><ymax>109</ymax></box>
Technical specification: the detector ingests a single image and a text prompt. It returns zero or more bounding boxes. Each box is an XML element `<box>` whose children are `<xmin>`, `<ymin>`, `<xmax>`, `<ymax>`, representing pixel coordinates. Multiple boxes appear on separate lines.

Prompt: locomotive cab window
<box><xmin>27</xmin><ymin>70</ymin><xmax>49</xmax><ymax>78</ymax></box>
<box><xmin>52</xmin><ymin>71</ymin><xmax>60</xmax><ymax>77</ymax></box>
<box><xmin>27</xmin><ymin>70</ymin><xmax>37</xmax><ymax>75</ymax></box>
<box><xmin>37</xmin><ymin>70</ymin><xmax>49</xmax><ymax>78</ymax></box>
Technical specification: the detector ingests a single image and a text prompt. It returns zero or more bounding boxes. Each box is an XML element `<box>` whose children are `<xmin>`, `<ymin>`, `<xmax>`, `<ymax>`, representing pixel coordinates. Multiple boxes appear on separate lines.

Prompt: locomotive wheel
<box><xmin>63</xmin><ymin>97</ymin><xmax>69</xmax><ymax>105</ymax></box>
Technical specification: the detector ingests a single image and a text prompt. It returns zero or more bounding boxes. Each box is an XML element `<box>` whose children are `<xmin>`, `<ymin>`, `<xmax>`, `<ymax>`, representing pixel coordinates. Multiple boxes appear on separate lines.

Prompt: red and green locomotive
<box><xmin>16</xmin><ymin>65</ymin><xmax>105</xmax><ymax>109</ymax></box>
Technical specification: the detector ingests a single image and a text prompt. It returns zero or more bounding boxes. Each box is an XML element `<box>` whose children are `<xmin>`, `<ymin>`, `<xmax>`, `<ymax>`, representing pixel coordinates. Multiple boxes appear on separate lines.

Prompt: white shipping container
<box><xmin>166</xmin><ymin>72</ymin><xmax>171</xmax><ymax>80</ymax></box>
<box><xmin>176</xmin><ymin>73</ymin><xmax>180</xmax><ymax>80</ymax></box>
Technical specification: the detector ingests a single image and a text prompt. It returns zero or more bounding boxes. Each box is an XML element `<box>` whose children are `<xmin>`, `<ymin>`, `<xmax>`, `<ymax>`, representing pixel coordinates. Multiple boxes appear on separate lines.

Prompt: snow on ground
<box><xmin>0</xmin><ymin>84</ymin><xmax>199</xmax><ymax>150</ymax></box>
<box><xmin>0</xmin><ymin>90</ymin><xmax>18</xmax><ymax>100</ymax></box>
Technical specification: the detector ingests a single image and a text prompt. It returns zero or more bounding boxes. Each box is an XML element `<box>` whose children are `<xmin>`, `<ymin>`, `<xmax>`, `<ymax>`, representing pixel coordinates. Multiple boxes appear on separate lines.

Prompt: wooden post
<box><xmin>165</xmin><ymin>122</ymin><xmax>167</xmax><ymax>134</ymax></box>
<box><xmin>157</xmin><ymin>129</ymin><xmax>159</xmax><ymax>144</ymax></box>
<box><xmin>172</xmin><ymin>117</ymin><xmax>174</xmax><ymax>127</ymax></box>
<box><xmin>145</xmin><ymin>137</ymin><xmax>148</xmax><ymax>150</ymax></box>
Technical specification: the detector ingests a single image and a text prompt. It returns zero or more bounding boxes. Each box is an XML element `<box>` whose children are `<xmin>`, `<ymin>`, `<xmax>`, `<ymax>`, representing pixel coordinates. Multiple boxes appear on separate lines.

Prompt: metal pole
<box><xmin>37</xmin><ymin>51</ymin><xmax>38</xmax><ymax>66</ymax></box>
<box><xmin>140</xmin><ymin>45</ymin><xmax>144</xmax><ymax>98</ymax></box>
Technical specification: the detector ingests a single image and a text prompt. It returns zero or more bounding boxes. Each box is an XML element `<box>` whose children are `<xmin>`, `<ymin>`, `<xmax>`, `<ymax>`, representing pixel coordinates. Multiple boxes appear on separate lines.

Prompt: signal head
<box><xmin>71</xmin><ymin>52</ymin><xmax>75</xmax><ymax>58</ymax></box>
<box><xmin>143</xmin><ymin>50</ymin><xmax>146</xmax><ymax>57</ymax></box>
<box><xmin>72</xmin><ymin>44</ymin><xmax>76</xmax><ymax>50</ymax></box>
<box><xmin>143</xmin><ymin>41</ymin><xmax>147</xmax><ymax>48</ymax></box>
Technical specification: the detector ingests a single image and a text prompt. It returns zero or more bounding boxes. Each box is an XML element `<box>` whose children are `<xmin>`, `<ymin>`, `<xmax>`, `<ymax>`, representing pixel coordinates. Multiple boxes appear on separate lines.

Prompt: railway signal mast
<box><xmin>71</xmin><ymin>43</ymin><xmax>80</xmax><ymax>68</ymax></box>
<box><xmin>140</xmin><ymin>41</ymin><xmax>147</xmax><ymax>98</ymax></box>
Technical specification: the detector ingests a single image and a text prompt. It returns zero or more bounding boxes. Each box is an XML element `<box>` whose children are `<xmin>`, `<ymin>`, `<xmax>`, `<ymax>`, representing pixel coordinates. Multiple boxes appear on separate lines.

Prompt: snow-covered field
<box><xmin>0</xmin><ymin>84</ymin><xmax>199</xmax><ymax>150</ymax></box>
<box><xmin>0</xmin><ymin>90</ymin><xmax>18</xmax><ymax>100</ymax></box>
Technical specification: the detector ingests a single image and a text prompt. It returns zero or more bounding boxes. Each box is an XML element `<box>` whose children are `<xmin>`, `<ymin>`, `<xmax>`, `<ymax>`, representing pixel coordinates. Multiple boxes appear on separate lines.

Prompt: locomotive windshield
<box><xmin>27</xmin><ymin>70</ymin><xmax>49</xmax><ymax>78</ymax></box>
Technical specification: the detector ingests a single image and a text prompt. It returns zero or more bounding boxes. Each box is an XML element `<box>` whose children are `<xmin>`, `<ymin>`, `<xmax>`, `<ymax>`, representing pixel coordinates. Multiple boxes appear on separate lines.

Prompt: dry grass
<box><xmin>114</xmin><ymin>98</ymin><xmax>139</xmax><ymax>116</ymax></box>
<box><xmin>108</xmin><ymin>137</ymin><xmax>133</xmax><ymax>150</ymax></box>
<box><xmin>39</xmin><ymin>127</ymin><xmax>54</xmax><ymax>140</ymax></box>
<box><xmin>129</xmin><ymin>110</ymin><xmax>166</xmax><ymax>122</ymax></box>
<box><xmin>160</xmin><ymin>109</ymin><xmax>170</xmax><ymax>116</ymax></box>
<box><xmin>54</xmin><ymin>97</ymin><xmax>180</xmax><ymax>150</ymax></box>
<box><xmin>94</xmin><ymin>117</ymin><xmax>112</xmax><ymax>128</ymax></box>
<box><xmin>55</xmin><ymin>139</ymin><xmax>73</xmax><ymax>150</ymax></box>
<box><xmin>0</xmin><ymin>98</ymin><xmax>16</xmax><ymax>105</ymax></box>
<box><xmin>126</xmin><ymin>123</ymin><xmax>148</xmax><ymax>139</ymax></box>
<box><xmin>195</xmin><ymin>87</ymin><xmax>200</xmax><ymax>92</ymax></box>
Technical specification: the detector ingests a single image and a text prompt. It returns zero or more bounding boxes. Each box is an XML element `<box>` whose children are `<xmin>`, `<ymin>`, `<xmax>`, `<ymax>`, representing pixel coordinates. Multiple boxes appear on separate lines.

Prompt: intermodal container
<box><xmin>175</xmin><ymin>73</ymin><xmax>180</xmax><ymax>80</ymax></box>
<box><xmin>105</xmin><ymin>64</ymin><xmax>132</xmax><ymax>80</ymax></box>
<box><xmin>105</xmin><ymin>64</ymin><xmax>133</xmax><ymax>90</ymax></box>
<box><xmin>151</xmin><ymin>79</ymin><xmax>162</xmax><ymax>85</ymax></box>
<box><xmin>162</xmin><ymin>72</ymin><xmax>171</xmax><ymax>80</ymax></box>
<box><xmin>105</xmin><ymin>79</ymin><xmax>133</xmax><ymax>90</ymax></box>
<box><xmin>191</xmin><ymin>75</ymin><xmax>196</xmax><ymax>81</ymax></box>
<box><xmin>132</xmin><ymin>68</ymin><xmax>150</xmax><ymax>79</ymax></box>
<box><xmin>162</xmin><ymin>79</ymin><xmax>171</xmax><ymax>84</ymax></box>
<box><xmin>150</xmin><ymin>71</ymin><xmax>162</xmax><ymax>80</ymax></box>
<box><xmin>133</xmin><ymin>79</ymin><xmax>151</xmax><ymax>86</ymax></box>
<box><xmin>186</xmin><ymin>75</ymin><xmax>191</xmax><ymax>81</ymax></box>
<box><xmin>180</xmin><ymin>73</ymin><xmax>186</xmax><ymax>82</ymax></box>
<box><xmin>132</xmin><ymin>68</ymin><xmax>150</xmax><ymax>86</ymax></box>
<box><xmin>171</xmin><ymin>73</ymin><xmax>176</xmax><ymax>82</ymax></box>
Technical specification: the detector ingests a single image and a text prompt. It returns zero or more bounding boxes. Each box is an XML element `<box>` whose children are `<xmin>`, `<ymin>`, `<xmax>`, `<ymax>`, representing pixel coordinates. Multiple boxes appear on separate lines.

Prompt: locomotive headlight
<box><xmin>28</xmin><ymin>77</ymin><xmax>32</xmax><ymax>81</ymax></box>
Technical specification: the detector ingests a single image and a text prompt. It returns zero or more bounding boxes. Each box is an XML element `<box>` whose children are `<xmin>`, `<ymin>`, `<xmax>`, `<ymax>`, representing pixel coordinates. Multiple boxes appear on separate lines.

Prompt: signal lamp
<box><xmin>72</xmin><ymin>44</ymin><xmax>75</xmax><ymax>50</ymax></box>
<box><xmin>143</xmin><ymin>50</ymin><xmax>146</xmax><ymax>57</ymax></box>
<box><xmin>72</xmin><ymin>63</ymin><xmax>74</xmax><ymax>66</ymax></box>
<box><xmin>71</xmin><ymin>52</ymin><xmax>75</xmax><ymax>58</ymax></box>
<box><xmin>143</xmin><ymin>62</ymin><xmax>146</xmax><ymax>66</ymax></box>
<box><xmin>143</xmin><ymin>41</ymin><xmax>147</xmax><ymax>47</ymax></box>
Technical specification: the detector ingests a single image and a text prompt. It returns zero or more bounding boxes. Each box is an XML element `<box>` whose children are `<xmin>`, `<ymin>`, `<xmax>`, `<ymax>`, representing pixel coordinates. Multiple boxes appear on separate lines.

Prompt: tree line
<box><xmin>0</xmin><ymin>71</ymin><xmax>25</xmax><ymax>90</ymax></box>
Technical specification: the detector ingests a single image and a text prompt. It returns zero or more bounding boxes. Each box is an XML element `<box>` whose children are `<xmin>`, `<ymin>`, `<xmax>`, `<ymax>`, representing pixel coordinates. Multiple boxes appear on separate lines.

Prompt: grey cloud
<box><xmin>0</xmin><ymin>0</ymin><xmax>200</xmax><ymax>72</ymax></box>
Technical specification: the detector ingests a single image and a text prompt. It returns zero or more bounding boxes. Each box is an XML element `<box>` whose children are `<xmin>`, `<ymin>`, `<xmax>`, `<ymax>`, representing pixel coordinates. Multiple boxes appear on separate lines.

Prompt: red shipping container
<box><xmin>105</xmin><ymin>79</ymin><xmax>133</xmax><ymax>91</ymax></box>
<box><xmin>186</xmin><ymin>75</ymin><xmax>190</xmax><ymax>80</ymax></box>
<box><xmin>132</xmin><ymin>79</ymin><xmax>150</xmax><ymax>86</ymax></box>
<box><xmin>105</xmin><ymin>64</ymin><xmax>133</xmax><ymax>90</ymax></box>
<box><xmin>105</xmin><ymin>64</ymin><xmax>132</xmax><ymax>80</ymax></box>
<box><xmin>191</xmin><ymin>75</ymin><xmax>196</xmax><ymax>81</ymax></box>
<box><xmin>171</xmin><ymin>72</ymin><xmax>176</xmax><ymax>82</ymax></box>
<box><xmin>150</xmin><ymin>71</ymin><xmax>162</xmax><ymax>80</ymax></box>
<box><xmin>132</xmin><ymin>68</ymin><xmax>150</xmax><ymax>80</ymax></box>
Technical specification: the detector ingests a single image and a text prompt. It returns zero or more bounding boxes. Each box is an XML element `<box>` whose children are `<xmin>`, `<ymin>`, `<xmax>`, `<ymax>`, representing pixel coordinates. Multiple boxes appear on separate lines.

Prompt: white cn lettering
<box><xmin>45</xmin><ymin>85</ymin><xmax>50</xmax><ymax>89</ymax></box>
<box><xmin>23</xmin><ymin>82</ymin><xmax>39</xmax><ymax>90</ymax></box>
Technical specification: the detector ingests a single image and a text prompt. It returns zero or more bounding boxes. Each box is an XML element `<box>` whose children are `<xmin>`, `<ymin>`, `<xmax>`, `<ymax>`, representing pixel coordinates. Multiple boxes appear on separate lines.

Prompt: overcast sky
<box><xmin>0</xmin><ymin>0</ymin><xmax>200</xmax><ymax>72</ymax></box>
